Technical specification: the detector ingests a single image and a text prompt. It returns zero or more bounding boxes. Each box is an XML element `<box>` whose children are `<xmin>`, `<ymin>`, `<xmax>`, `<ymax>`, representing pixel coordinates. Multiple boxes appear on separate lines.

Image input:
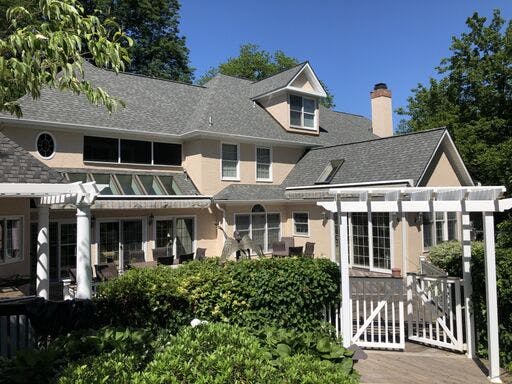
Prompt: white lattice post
<box><xmin>337</xmin><ymin>195</ymin><xmax>351</xmax><ymax>348</ymax></box>
<box><xmin>36</xmin><ymin>205</ymin><xmax>50</xmax><ymax>299</ymax></box>
<box><xmin>483</xmin><ymin>212</ymin><xmax>501</xmax><ymax>383</ymax></box>
<box><xmin>76</xmin><ymin>203</ymin><xmax>92</xmax><ymax>299</ymax></box>
<box><xmin>461</xmin><ymin>210</ymin><xmax>476</xmax><ymax>358</ymax></box>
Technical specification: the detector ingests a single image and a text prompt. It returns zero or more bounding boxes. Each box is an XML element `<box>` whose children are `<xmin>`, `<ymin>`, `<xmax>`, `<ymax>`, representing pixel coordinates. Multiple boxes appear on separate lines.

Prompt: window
<box><xmin>84</xmin><ymin>136</ymin><xmax>118</xmax><ymax>162</ymax></box>
<box><xmin>290</xmin><ymin>95</ymin><xmax>316</xmax><ymax>129</ymax></box>
<box><xmin>36</xmin><ymin>132</ymin><xmax>56</xmax><ymax>159</ymax></box>
<box><xmin>235</xmin><ymin>206</ymin><xmax>281</xmax><ymax>252</ymax></box>
<box><xmin>60</xmin><ymin>223</ymin><xmax>77</xmax><ymax>278</ymax></box>
<box><xmin>139</xmin><ymin>175</ymin><xmax>166</xmax><ymax>195</ymax></box>
<box><xmin>293</xmin><ymin>212</ymin><xmax>309</xmax><ymax>236</ymax></box>
<box><xmin>316</xmin><ymin>159</ymin><xmax>344</xmax><ymax>184</ymax></box>
<box><xmin>422</xmin><ymin>212</ymin><xmax>459</xmax><ymax>250</ymax></box>
<box><xmin>116</xmin><ymin>174</ymin><xmax>144</xmax><ymax>195</ymax></box>
<box><xmin>90</xmin><ymin>174</ymin><xmax>122</xmax><ymax>195</ymax></box>
<box><xmin>83</xmin><ymin>136</ymin><xmax>181</xmax><ymax>165</ymax></box>
<box><xmin>155</xmin><ymin>217</ymin><xmax>195</xmax><ymax>256</ymax></box>
<box><xmin>0</xmin><ymin>217</ymin><xmax>23</xmax><ymax>263</ymax></box>
<box><xmin>120</xmin><ymin>139</ymin><xmax>151</xmax><ymax>164</ymax></box>
<box><xmin>154</xmin><ymin>142</ymin><xmax>181</xmax><ymax>166</ymax></box>
<box><xmin>256</xmin><ymin>147</ymin><xmax>272</xmax><ymax>181</ymax></box>
<box><xmin>349</xmin><ymin>213</ymin><xmax>392</xmax><ymax>271</ymax></box>
<box><xmin>221</xmin><ymin>143</ymin><xmax>239</xmax><ymax>180</ymax></box>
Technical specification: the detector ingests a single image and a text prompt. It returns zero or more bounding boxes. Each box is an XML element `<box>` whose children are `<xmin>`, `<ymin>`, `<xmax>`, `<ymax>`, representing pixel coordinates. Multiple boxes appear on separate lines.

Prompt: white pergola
<box><xmin>0</xmin><ymin>182</ymin><xmax>105</xmax><ymax>300</ymax></box>
<box><xmin>318</xmin><ymin>186</ymin><xmax>512</xmax><ymax>383</ymax></box>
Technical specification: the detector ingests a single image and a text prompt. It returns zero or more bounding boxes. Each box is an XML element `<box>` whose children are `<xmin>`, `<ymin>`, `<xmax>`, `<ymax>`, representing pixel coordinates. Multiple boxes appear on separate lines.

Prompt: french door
<box><xmin>98</xmin><ymin>219</ymin><xmax>146</xmax><ymax>270</ymax></box>
<box><xmin>154</xmin><ymin>217</ymin><xmax>195</xmax><ymax>257</ymax></box>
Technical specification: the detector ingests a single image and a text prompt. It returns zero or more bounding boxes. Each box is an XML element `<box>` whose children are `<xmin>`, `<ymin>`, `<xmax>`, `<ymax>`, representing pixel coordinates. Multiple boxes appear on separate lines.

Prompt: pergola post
<box><xmin>76</xmin><ymin>203</ymin><xmax>92</xmax><ymax>299</ymax></box>
<box><xmin>461</xmin><ymin>210</ymin><xmax>476</xmax><ymax>358</ymax></box>
<box><xmin>36</xmin><ymin>205</ymin><xmax>50</xmax><ymax>299</ymax></box>
<box><xmin>483</xmin><ymin>212</ymin><xmax>501</xmax><ymax>383</ymax></box>
<box><xmin>337</xmin><ymin>195</ymin><xmax>352</xmax><ymax>348</ymax></box>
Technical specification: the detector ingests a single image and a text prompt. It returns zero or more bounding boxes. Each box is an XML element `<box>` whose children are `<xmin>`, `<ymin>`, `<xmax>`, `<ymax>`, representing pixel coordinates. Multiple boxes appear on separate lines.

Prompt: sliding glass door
<box><xmin>155</xmin><ymin>217</ymin><xmax>195</xmax><ymax>257</ymax></box>
<box><xmin>98</xmin><ymin>219</ymin><xmax>145</xmax><ymax>269</ymax></box>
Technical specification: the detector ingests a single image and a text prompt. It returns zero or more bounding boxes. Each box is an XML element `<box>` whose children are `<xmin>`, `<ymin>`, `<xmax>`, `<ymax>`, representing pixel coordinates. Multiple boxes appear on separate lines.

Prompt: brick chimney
<box><xmin>371</xmin><ymin>83</ymin><xmax>393</xmax><ymax>137</ymax></box>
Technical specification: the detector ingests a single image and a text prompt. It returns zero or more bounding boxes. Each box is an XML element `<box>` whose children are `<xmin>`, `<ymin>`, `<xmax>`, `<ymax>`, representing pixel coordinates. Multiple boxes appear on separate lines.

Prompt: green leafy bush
<box><xmin>96</xmin><ymin>265</ymin><xmax>191</xmax><ymax>331</ymax></box>
<box><xmin>428</xmin><ymin>241</ymin><xmax>512</xmax><ymax>366</ymax></box>
<box><xmin>98</xmin><ymin>258</ymin><xmax>340</xmax><ymax>333</ymax></box>
<box><xmin>134</xmin><ymin>323</ymin><xmax>357</xmax><ymax>384</ymax></box>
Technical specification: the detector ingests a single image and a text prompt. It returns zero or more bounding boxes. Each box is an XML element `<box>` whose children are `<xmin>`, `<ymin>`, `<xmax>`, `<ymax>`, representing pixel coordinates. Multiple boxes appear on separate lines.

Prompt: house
<box><xmin>0</xmin><ymin>61</ymin><xmax>474</xmax><ymax>290</ymax></box>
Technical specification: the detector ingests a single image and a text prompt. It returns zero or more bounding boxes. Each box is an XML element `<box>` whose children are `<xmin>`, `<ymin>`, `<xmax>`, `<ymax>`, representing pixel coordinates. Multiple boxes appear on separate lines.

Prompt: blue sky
<box><xmin>180</xmin><ymin>1</ymin><xmax>512</xmax><ymax>130</ymax></box>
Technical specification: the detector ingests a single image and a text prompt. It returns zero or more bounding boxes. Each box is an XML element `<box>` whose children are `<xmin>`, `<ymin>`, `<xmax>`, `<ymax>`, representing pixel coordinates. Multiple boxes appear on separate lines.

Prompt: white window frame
<box><xmin>233</xmin><ymin>211</ymin><xmax>281</xmax><ymax>253</ymax></box>
<box><xmin>289</xmin><ymin>94</ymin><xmax>317</xmax><ymax>131</ymax></box>
<box><xmin>292</xmin><ymin>211</ymin><xmax>310</xmax><ymax>237</ymax></box>
<box><xmin>153</xmin><ymin>215</ymin><xmax>197</xmax><ymax>258</ymax></box>
<box><xmin>0</xmin><ymin>216</ymin><xmax>24</xmax><ymax>264</ymax></box>
<box><xmin>255</xmin><ymin>146</ymin><xmax>272</xmax><ymax>182</ymax></box>
<box><xmin>221</xmin><ymin>142</ymin><xmax>240</xmax><ymax>181</ymax></box>
<box><xmin>35</xmin><ymin>131</ymin><xmax>57</xmax><ymax>160</ymax></box>
<box><xmin>348</xmin><ymin>212</ymin><xmax>394</xmax><ymax>273</ymax></box>
<box><xmin>421</xmin><ymin>211</ymin><xmax>460</xmax><ymax>252</ymax></box>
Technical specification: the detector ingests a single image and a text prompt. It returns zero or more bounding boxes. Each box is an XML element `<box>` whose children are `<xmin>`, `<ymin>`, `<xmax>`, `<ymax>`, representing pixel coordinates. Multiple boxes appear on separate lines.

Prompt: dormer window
<box><xmin>290</xmin><ymin>94</ymin><xmax>316</xmax><ymax>130</ymax></box>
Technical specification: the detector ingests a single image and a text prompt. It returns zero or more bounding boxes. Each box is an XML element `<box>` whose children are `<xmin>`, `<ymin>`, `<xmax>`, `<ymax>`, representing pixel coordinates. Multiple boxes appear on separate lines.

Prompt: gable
<box><xmin>290</xmin><ymin>72</ymin><xmax>315</xmax><ymax>92</ymax></box>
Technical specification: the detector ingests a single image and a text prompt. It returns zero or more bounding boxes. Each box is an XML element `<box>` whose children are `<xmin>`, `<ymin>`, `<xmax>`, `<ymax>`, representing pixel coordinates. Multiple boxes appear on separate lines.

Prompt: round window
<box><xmin>36</xmin><ymin>132</ymin><xmax>56</xmax><ymax>159</ymax></box>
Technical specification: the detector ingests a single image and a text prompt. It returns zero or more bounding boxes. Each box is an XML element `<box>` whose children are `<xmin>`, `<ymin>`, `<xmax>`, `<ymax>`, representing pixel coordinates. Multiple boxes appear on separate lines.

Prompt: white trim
<box><xmin>255</xmin><ymin>146</ymin><xmax>273</xmax><ymax>182</ymax></box>
<box><xmin>220</xmin><ymin>142</ymin><xmax>240</xmax><ymax>181</ymax></box>
<box><xmin>0</xmin><ymin>216</ymin><xmax>24</xmax><ymax>265</ymax></box>
<box><xmin>35</xmin><ymin>131</ymin><xmax>57</xmax><ymax>160</ymax></box>
<box><xmin>292</xmin><ymin>211</ymin><xmax>310</xmax><ymax>237</ymax></box>
<box><xmin>286</xmin><ymin>179</ymin><xmax>414</xmax><ymax>191</ymax></box>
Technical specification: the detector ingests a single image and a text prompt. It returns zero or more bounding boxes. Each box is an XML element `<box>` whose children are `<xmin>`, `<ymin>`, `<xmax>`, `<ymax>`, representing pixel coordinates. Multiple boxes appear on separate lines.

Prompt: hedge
<box><xmin>428</xmin><ymin>241</ymin><xmax>512</xmax><ymax>368</ymax></box>
<box><xmin>96</xmin><ymin>257</ymin><xmax>340</xmax><ymax>332</ymax></box>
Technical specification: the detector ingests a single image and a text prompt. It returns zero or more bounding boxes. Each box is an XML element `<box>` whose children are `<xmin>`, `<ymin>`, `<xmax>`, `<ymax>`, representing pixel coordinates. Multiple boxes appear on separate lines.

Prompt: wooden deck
<box><xmin>355</xmin><ymin>343</ymin><xmax>511</xmax><ymax>384</ymax></box>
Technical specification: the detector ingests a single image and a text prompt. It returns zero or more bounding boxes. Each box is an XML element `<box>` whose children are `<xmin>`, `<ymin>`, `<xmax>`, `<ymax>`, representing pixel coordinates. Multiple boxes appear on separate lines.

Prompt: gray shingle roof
<box><xmin>283</xmin><ymin>128</ymin><xmax>447</xmax><ymax>188</ymax></box>
<box><xmin>1</xmin><ymin>62</ymin><xmax>375</xmax><ymax>147</ymax></box>
<box><xmin>0</xmin><ymin>132</ymin><xmax>65</xmax><ymax>184</ymax></box>
<box><xmin>249</xmin><ymin>63</ymin><xmax>307</xmax><ymax>98</ymax></box>
<box><xmin>214</xmin><ymin>129</ymin><xmax>447</xmax><ymax>201</ymax></box>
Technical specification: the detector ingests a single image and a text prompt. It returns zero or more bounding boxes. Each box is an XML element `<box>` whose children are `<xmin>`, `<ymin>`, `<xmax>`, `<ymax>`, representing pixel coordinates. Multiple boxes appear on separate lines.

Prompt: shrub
<box><xmin>95</xmin><ymin>266</ymin><xmax>191</xmax><ymax>331</ymax></box>
<box><xmin>98</xmin><ymin>258</ymin><xmax>340</xmax><ymax>333</ymax></box>
<box><xmin>134</xmin><ymin>323</ymin><xmax>357</xmax><ymax>384</ymax></box>
<box><xmin>428</xmin><ymin>241</ymin><xmax>512</xmax><ymax>366</ymax></box>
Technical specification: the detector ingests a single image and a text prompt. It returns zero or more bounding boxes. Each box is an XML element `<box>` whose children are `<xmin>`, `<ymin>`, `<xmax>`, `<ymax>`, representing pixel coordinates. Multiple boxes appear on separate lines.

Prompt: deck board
<box><xmin>355</xmin><ymin>343</ymin><xmax>510</xmax><ymax>384</ymax></box>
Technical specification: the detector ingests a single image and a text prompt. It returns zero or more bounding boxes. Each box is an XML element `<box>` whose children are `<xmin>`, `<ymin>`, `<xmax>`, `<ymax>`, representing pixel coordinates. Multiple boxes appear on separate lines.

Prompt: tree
<box><xmin>198</xmin><ymin>44</ymin><xmax>335</xmax><ymax>109</ymax></box>
<box><xmin>397</xmin><ymin>10</ymin><xmax>512</xmax><ymax>193</ymax></box>
<box><xmin>81</xmin><ymin>0</ymin><xmax>193</xmax><ymax>82</ymax></box>
<box><xmin>1</xmin><ymin>0</ymin><xmax>132</xmax><ymax>117</ymax></box>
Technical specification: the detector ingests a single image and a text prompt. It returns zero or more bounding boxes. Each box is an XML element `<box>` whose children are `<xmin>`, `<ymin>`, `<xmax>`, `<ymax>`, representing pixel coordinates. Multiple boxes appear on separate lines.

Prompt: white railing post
<box><xmin>407</xmin><ymin>274</ymin><xmax>413</xmax><ymax>339</ymax></box>
<box><xmin>461</xmin><ymin>211</ymin><xmax>476</xmax><ymax>358</ymax></box>
<box><xmin>337</xmin><ymin>195</ymin><xmax>351</xmax><ymax>348</ymax></box>
<box><xmin>36</xmin><ymin>206</ymin><xmax>50</xmax><ymax>299</ymax></box>
<box><xmin>483</xmin><ymin>212</ymin><xmax>501</xmax><ymax>383</ymax></box>
<box><xmin>76</xmin><ymin>203</ymin><xmax>92</xmax><ymax>299</ymax></box>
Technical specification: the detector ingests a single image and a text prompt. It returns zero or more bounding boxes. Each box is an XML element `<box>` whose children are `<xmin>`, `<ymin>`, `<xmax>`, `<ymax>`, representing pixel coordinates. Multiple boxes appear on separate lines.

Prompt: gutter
<box><xmin>285</xmin><ymin>179</ymin><xmax>414</xmax><ymax>191</ymax></box>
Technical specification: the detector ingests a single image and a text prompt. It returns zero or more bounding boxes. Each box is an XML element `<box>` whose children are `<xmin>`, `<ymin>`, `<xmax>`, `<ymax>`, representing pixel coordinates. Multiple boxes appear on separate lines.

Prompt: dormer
<box><xmin>251</xmin><ymin>63</ymin><xmax>327</xmax><ymax>135</ymax></box>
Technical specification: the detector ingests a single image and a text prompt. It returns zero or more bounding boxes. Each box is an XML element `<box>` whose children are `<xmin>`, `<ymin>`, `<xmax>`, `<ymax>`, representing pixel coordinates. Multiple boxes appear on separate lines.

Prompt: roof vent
<box><xmin>374</xmin><ymin>83</ymin><xmax>388</xmax><ymax>90</ymax></box>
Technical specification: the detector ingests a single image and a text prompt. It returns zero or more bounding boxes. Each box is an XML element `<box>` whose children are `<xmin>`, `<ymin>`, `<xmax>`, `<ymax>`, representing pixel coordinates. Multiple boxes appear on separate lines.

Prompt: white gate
<box><xmin>406</xmin><ymin>273</ymin><xmax>466</xmax><ymax>352</ymax></box>
<box><xmin>325</xmin><ymin>277</ymin><xmax>405</xmax><ymax>350</ymax></box>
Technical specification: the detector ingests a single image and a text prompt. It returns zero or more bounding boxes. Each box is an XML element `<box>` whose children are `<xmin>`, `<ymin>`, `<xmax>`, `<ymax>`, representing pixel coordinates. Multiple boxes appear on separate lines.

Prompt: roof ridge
<box><xmin>213</xmin><ymin>73</ymin><xmax>257</xmax><ymax>82</ymax></box>
<box><xmin>84</xmin><ymin>61</ymin><xmax>207</xmax><ymax>89</ymax></box>
<box><xmin>311</xmin><ymin>127</ymin><xmax>447</xmax><ymax>151</ymax></box>
<box><xmin>327</xmin><ymin>108</ymin><xmax>367</xmax><ymax>118</ymax></box>
<box><xmin>250</xmin><ymin>61</ymin><xmax>308</xmax><ymax>84</ymax></box>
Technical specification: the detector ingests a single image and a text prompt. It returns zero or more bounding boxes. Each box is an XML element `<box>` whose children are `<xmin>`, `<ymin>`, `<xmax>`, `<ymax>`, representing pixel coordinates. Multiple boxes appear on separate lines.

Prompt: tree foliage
<box><xmin>81</xmin><ymin>0</ymin><xmax>193</xmax><ymax>82</ymax></box>
<box><xmin>397</xmin><ymin>10</ymin><xmax>512</xmax><ymax>193</ymax></box>
<box><xmin>0</xmin><ymin>0</ymin><xmax>132</xmax><ymax>117</ymax></box>
<box><xmin>198</xmin><ymin>44</ymin><xmax>335</xmax><ymax>108</ymax></box>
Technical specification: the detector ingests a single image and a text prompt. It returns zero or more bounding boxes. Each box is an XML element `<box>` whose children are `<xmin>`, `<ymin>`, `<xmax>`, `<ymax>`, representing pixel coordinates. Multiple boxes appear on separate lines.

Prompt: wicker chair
<box><xmin>127</xmin><ymin>250</ymin><xmax>145</xmax><ymax>264</ymax></box>
<box><xmin>272</xmin><ymin>241</ymin><xmax>287</xmax><ymax>257</ymax></box>
<box><xmin>195</xmin><ymin>248</ymin><xmax>206</xmax><ymax>260</ymax></box>
<box><xmin>304</xmin><ymin>242</ymin><xmax>315</xmax><ymax>258</ymax></box>
<box><xmin>288</xmin><ymin>246</ymin><xmax>303</xmax><ymax>257</ymax></box>
<box><xmin>177</xmin><ymin>253</ymin><xmax>194</xmax><ymax>264</ymax></box>
<box><xmin>95</xmin><ymin>262</ymin><xmax>119</xmax><ymax>281</ymax></box>
<box><xmin>157</xmin><ymin>256</ymin><xmax>174</xmax><ymax>265</ymax></box>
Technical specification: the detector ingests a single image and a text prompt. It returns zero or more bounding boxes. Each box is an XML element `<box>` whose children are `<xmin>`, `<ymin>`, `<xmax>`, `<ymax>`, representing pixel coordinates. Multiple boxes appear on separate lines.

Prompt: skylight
<box><xmin>315</xmin><ymin>159</ymin><xmax>344</xmax><ymax>184</ymax></box>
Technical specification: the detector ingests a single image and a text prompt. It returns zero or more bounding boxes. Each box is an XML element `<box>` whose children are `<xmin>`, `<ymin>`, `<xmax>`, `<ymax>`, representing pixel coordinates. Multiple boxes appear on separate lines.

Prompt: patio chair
<box><xmin>153</xmin><ymin>247</ymin><xmax>172</xmax><ymax>261</ymax></box>
<box><xmin>157</xmin><ymin>256</ymin><xmax>174</xmax><ymax>265</ymax></box>
<box><xmin>130</xmin><ymin>260</ymin><xmax>157</xmax><ymax>269</ymax></box>
<box><xmin>67</xmin><ymin>268</ymin><xmax>77</xmax><ymax>284</ymax></box>
<box><xmin>288</xmin><ymin>246</ymin><xmax>303</xmax><ymax>257</ymax></box>
<box><xmin>95</xmin><ymin>263</ymin><xmax>119</xmax><ymax>282</ymax></box>
<box><xmin>272</xmin><ymin>241</ymin><xmax>287</xmax><ymax>257</ymax></box>
<box><xmin>304</xmin><ymin>242</ymin><xmax>315</xmax><ymax>258</ymax></box>
<box><xmin>195</xmin><ymin>248</ymin><xmax>206</xmax><ymax>260</ymax></box>
<box><xmin>177</xmin><ymin>253</ymin><xmax>194</xmax><ymax>264</ymax></box>
<box><xmin>126</xmin><ymin>250</ymin><xmax>145</xmax><ymax>265</ymax></box>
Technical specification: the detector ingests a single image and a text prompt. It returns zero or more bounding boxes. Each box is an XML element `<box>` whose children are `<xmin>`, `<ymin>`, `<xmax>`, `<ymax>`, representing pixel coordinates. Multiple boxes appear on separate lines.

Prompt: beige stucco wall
<box><xmin>183</xmin><ymin>139</ymin><xmax>305</xmax><ymax>196</ymax></box>
<box><xmin>0</xmin><ymin>125</ymin><xmax>183</xmax><ymax>173</ymax></box>
<box><xmin>370</xmin><ymin>96</ymin><xmax>393</xmax><ymax>138</ymax></box>
<box><xmin>290</xmin><ymin>72</ymin><xmax>315</xmax><ymax>92</ymax></box>
<box><xmin>0</xmin><ymin>198</ymin><xmax>31</xmax><ymax>279</ymax></box>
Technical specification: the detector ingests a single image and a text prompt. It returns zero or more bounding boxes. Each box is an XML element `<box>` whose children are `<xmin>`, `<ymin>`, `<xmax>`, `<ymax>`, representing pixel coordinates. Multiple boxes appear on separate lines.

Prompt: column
<box><xmin>36</xmin><ymin>205</ymin><xmax>50</xmax><ymax>299</ymax></box>
<box><xmin>337</xmin><ymin>196</ymin><xmax>351</xmax><ymax>348</ymax></box>
<box><xmin>461</xmin><ymin>210</ymin><xmax>476</xmax><ymax>358</ymax></box>
<box><xmin>483</xmin><ymin>212</ymin><xmax>501</xmax><ymax>383</ymax></box>
<box><xmin>76</xmin><ymin>203</ymin><xmax>92</xmax><ymax>299</ymax></box>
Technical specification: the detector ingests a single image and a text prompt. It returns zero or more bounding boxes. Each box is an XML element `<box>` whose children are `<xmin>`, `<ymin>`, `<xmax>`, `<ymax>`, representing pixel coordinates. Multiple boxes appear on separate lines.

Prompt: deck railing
<box><xmin>0</xmin><ymin>297</ymin><xmax>36</xmax><ymax>358</ymax></box>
